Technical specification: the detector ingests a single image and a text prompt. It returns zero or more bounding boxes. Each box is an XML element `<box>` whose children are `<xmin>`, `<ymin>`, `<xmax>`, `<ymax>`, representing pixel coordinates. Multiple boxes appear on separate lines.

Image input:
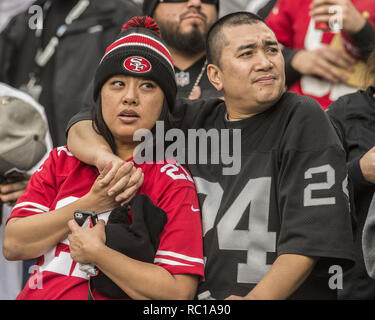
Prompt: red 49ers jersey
<box><xmin>267</xmin><ymin>0</ymin><xmax>375</xmax><ymax>109</ymax></box>
<box><xmin>8</xmin><ymin>146</ymin><xmax>204</xmax><ymax>300</ymax></box>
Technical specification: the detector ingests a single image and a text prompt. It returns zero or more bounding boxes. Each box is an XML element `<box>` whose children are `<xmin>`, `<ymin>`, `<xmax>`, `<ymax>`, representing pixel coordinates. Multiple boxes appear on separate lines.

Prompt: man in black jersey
<box><xmin>66</xmin><ymin>12</ymin><xmax>355</xmax><ymax>299</ymax></box>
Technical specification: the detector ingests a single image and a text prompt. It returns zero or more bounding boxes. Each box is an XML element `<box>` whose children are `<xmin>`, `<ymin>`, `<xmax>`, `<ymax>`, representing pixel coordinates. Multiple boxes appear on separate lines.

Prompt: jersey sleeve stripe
<box><xmin>13</xmin><ymin>202</ymin><xmax>49</xmax><ymax>212</ymax></box>
<box><xmin>155</xmin><ymin>250</ymin><xmax>204</xmax><ymax>264</ymax></box>
<box><xmin>21</xmin><ymin>208</ymin><xmax>46</xmax><ymax>213</ymax></box>
<box><xmin>154</xmin><ymin>258</ymin><xmax>194</xmax><ymax>267</ymax></box>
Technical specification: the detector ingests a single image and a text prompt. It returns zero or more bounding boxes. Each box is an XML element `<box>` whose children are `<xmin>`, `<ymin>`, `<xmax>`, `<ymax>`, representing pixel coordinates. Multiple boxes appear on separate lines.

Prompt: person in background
<box><xmin>143</xmin><ymin>0</ymin><xmax>221</xmax><ymax>101</ymax></box>
<box><xmin>266</xmin><ymin>0</ymin><xmax>375</xmax><ymax>110</ymax></box>
<box><xmin>327</xmin><ymin>47</ymin><xmax>375</xmax><ymax>299</ymax></box>
<box><xmin>0</xmin><ymin>82</ymin><xmax>52</xmax><ymax>300</ymax></box>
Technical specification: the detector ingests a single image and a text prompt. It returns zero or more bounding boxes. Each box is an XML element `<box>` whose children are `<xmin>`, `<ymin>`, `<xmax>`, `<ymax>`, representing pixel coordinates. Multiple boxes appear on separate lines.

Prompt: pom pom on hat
<box><xmin>121</xmin><ymin>16</ymin><xmax>161</xmax><ymax>37</ymax></box>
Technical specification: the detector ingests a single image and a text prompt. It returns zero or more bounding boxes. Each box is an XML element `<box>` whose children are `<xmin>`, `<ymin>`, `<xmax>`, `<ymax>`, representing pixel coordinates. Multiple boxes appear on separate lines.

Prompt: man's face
<box><xmin>216</xmin><ymin>23</ymin><xmax>286</xmax><ymax>116</ymax></box>
<box><xmin>154</xmin><ymin>0</ymin><xmax>218</xmax><ymax>55</ymax></box>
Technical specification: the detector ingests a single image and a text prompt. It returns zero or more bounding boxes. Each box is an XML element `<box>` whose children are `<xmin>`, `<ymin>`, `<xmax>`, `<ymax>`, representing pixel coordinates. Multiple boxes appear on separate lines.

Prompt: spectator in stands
<box><xmin>327</xmin><ymin>47</ymin><xmax>375</xmax><ymax>299</ymax></box>
<box><xmin>143</xmin><ymin>0</ymin><xmax>221</xmax><ymax>100</ymax></box>
<box><xmin>0</xmin><ymin>82</ymin><xmax>52</xmax><ymax>300</ymax></box>
<box><xmin>267</xmin><ymin>0</ymin><xmax>375</xmax><ymax>109</ymax></box>
<box><xmin>0</xmin><ymin>0</ymin><xmax>141</xmax><ymax>147</ymax></box>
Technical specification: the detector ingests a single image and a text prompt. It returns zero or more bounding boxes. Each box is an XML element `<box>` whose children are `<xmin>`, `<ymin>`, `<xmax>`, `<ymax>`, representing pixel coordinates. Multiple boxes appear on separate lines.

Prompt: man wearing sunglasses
<box><xmin>143</xmin><ymin>0</ymin><xmax>222</xmax><ymax>102</ymax></box>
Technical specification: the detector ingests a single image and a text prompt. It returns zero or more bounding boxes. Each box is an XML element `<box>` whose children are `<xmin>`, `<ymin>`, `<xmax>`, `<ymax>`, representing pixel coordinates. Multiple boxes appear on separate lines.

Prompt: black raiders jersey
<box><xmin>176</xmin><ymin>92</ymin><xmax>355</xmax><ymax>300</ymax></box>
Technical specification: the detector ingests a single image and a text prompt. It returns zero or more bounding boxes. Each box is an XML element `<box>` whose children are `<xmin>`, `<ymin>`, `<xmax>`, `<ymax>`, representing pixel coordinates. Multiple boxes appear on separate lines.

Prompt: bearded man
<box><xmin>144</xmin><ymin>0</ymin><xmax>222</xmax><ymax>100</ymax></box>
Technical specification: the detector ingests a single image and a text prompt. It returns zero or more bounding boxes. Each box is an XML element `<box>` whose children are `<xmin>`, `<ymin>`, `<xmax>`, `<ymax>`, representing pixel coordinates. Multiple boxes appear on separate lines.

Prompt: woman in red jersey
<box><xmin>3</xmin><ymin>17</ymin><xmax>204</xmax><ymax>300</ymax></box>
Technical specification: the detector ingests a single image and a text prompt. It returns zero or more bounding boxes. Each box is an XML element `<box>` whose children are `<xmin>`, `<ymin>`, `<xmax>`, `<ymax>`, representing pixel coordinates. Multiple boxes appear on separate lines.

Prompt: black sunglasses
<box><xmin>159</xmin><ymin>0</ymin><xmax>218</xmax><ymax>4</ymax></box>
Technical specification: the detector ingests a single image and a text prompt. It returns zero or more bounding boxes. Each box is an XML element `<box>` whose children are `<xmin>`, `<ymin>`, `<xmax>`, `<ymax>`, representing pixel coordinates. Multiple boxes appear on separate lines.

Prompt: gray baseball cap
<box><xmin>0</xmin><ymin>96</ymin><xmax>47</xmax><ymax>176</ymax></box>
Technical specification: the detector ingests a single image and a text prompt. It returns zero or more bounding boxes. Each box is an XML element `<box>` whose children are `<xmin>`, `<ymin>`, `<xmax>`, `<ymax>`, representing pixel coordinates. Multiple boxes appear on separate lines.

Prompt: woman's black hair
<box><xmin>92</xmin><ymin>95</ymin><xmax>117</xmax><ymax>154</ymax></box>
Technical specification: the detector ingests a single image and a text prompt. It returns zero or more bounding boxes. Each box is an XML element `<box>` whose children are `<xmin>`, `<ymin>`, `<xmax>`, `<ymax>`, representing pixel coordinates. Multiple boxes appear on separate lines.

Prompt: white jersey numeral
<box><xmin>194</xmin><ymin>178</ymin><xmax>223</xmax><ymax>237</ymax></box>
<box><xmin>36</xmin><ymin>197</ymin><xmax>110</xmax><ymax>280</ymax></box>
<box><xmin>194</xmin><ymin>177</ymin><xmax>276</xmax><ymax>284</ymax></box>
<box><xmin>304</xmin><ymin>164</ymin><xmax>336</xmax><ymax>206</ymax></box>
<box><xmin>161</xmin><ymin>163</ymin><xmax>194</xmax><ymax>182</ymax></box>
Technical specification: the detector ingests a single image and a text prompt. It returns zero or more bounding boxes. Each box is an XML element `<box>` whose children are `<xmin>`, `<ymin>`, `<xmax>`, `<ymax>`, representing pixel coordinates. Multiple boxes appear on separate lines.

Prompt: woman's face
<box><xmin>101</xmin><ymin>75</ymin><xmax>164</xmax><ymax>144</ymax></box>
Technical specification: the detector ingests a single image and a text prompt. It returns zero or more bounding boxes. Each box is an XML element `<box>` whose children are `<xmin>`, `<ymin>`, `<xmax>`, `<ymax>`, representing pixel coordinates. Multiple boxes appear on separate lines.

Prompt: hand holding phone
<box><xmin>73</xmin><ymin>210</ymin><xmax>99</xmax><ymax>276</ymax></box>
<box><xmin>74</xmin><ymin>210</ymin><xmax>98</xmax><ymax>227</ymax></box>
<box><xmin>0</xmin><ymin>169</ymin><xmax>26</xmax><ymax>185</ymax></box>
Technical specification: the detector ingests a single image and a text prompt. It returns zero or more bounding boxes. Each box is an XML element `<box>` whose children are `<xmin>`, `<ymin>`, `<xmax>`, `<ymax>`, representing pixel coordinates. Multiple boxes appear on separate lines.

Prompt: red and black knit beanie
<box><xmin>93</xmin><ymin>16</ymin><xmax>177</xmax><ymax>111</ymax></box>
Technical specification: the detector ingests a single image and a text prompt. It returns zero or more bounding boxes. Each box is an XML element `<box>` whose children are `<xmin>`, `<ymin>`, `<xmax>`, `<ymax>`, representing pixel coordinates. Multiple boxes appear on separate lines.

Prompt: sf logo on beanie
<box><xmin>124</xmin><ymin>57</ymin><xmax>152</xmax><ymax>73</ymax></box>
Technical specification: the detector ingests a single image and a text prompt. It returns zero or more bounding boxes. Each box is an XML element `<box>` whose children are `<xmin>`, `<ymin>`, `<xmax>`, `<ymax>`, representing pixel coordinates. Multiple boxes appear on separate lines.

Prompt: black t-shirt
<box><xmin>67</xmin><ymin>91</ymin><xmax>355</xmax><ymax>300</ymax></box>
<box><xmin>327</xmin><ymin>87</ymin><xmax>375</xmax><ymax>299</ymax></box>
<box><xmin>175</xmin><ymin>92</ymin><xmax>354</xmax><ymax>300</ymax></box>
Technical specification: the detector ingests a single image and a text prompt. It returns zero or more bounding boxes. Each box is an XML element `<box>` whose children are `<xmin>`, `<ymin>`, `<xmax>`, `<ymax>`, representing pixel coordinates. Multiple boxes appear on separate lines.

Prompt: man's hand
<box><xmin>0</xmin><ymin>175</ymin><xmax>30</xmax><ymax>205</ymax></box>
<box><xmin>68</xmin><ymin>120</ymin><xmax>144</xmax><ymax>205</ymax></box>
<box><xmin>224</xmin><ymin>254</ymin><xmax>317</xmax><ymax>300</ymax></box>
<box><xmin>68</xmin><ymin>219</ymin><xmax>106</xmax><ymax>264</ymax></box>
<box><xmin>85</xmin><ymin>162</ymin><xmax>137</xmax><ymax>213</ymax></box>
<box><xmin>291</xmin><ymin>45</ymin><xmax>355</xmax><ymax>83</ymax></box>
<box><xmin>360</xmin><ymin>146</ymin><xmax>375</xmax><ymax>184</ymax></box>
<box><xmin>310</xmin><ymin>0</ymin><xmax>366</xmax><ymax>34</ymax></box>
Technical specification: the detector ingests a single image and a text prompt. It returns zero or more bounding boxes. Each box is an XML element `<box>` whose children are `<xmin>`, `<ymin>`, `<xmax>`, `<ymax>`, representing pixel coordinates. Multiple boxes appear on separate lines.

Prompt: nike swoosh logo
<box><xmin>191</xmin><ymin>205</ymin><xmax>200</xmax><ymax>212</ymax></box>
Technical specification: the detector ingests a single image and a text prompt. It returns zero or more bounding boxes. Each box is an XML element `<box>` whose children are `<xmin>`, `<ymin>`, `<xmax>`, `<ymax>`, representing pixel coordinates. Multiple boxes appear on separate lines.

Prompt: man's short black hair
<box><xmin>206</xmin><ymin>11</ymin><xmax>266</xmax><ymax>67</ymax></box>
